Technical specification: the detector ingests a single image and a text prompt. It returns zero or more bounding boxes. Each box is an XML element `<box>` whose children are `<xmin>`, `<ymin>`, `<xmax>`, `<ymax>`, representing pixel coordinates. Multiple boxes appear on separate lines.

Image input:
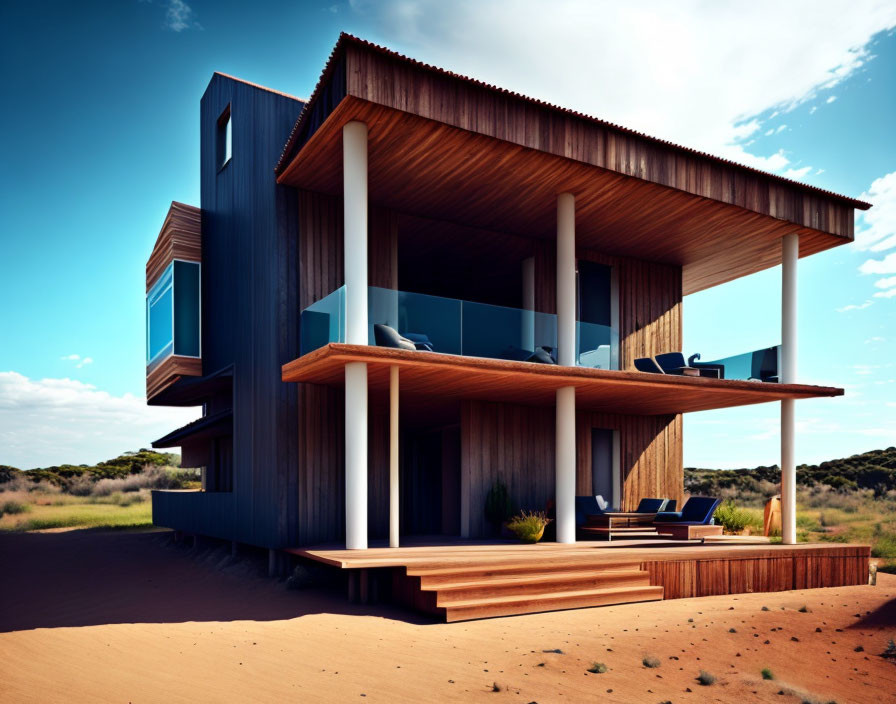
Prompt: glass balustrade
<box><xmin>697</xmin><ymin>345</ymin><xmax>781</xmax><ymax>382</ymax></box>
<box><xmin>299</xmin><ymin>285</ymin><xmax>619</xmax><ymax>369</ymax></box>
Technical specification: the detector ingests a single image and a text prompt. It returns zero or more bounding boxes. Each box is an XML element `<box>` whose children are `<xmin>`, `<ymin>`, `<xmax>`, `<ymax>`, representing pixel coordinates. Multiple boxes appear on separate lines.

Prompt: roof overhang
<box><xmin>276</xmin><ymin>35</ymin><xmax>869</xmax><ymax>295</ymax></box>
<box><xmin>281</xmin><ymin>344</ymin><xmax>843</xmax><ymax>416</ymax></box>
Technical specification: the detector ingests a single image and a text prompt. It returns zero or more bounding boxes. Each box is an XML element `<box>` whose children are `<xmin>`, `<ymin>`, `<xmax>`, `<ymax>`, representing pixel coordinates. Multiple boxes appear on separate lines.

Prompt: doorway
<box><xmin>591</xmin><ymin>428</ymin><xmax>620</xmax><ymax>508</ymax></box>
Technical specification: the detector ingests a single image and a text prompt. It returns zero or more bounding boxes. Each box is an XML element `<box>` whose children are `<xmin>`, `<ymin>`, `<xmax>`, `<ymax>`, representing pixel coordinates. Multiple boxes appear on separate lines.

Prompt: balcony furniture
<box><xmin>607</xmin><ymin>497</ymin><xmax>669</xmax><ymax>514</ymax></box>
<box><xmin>580</xmin><ymin>497</ymin><xmax>670</xmax><ymax>540</ymax></box>
<box><xmin>687</xmin><ymin>353</ymin><xmax>725</xmax><ymax>379</ymax></box>
<box><xmin>373</xmin><ymin>324</ymin><xmax>433</xmax><ymax>352</ymax></box>
<box><xmin>655</xmin><ymin>352</ymin><xmax>721</xmax><ymax>379</ymax></box>
<box><xmin>527</xmin><ymin>346</ymin><xmax>557</xmax><ymax>365</ymax></box>
<box><xmin>654</xmin><ymin>496</ymin><xmax>723</xmax><ymax>540</ymax></box>
<box><xmin>634</xmin><ymin>357</ymin><xmax>664</xmax><ymax>374</ymax></box>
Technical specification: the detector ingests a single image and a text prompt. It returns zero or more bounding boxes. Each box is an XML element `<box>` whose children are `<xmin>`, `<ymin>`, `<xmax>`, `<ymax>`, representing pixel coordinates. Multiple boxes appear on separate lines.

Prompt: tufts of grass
<box><xmin>761</xmin><ymin>667</ymin><xmax>774</xmax><ymax>680</ymax></box>
<box><xmin>587</xmin><ymin>662</ymin><xmax>608</xmax><ymax>674</ymax></box>
<box><xmin>0</xmin><ymin>499</ymin><xmax>29</xmax><ymax>517</ymax></box>
<box><xmin>642</xmin><ymin>655</ymin><xmax>660</xmax><ymax>669</ymax></box>
<box><xmin>714</xmin><ymin>499</ymin><xmax>763</xmax><ymax>534</ymax></box>
<box><xmin>0</xmin><ymin>500</ymin><xmax>152</xmax><ymax>532</ymax></box>
<box><xmin>696</xmin><ymin>670</ymin><xmax>716</xmax><ymax>686</ymax></box>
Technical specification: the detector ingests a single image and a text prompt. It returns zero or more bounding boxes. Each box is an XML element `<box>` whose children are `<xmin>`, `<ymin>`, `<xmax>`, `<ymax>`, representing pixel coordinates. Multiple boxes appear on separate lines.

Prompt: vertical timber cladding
<box><xmin>460</xmin><ymin>401</ymin><xmax>683</xmax><ymax>537</ymax></box>
<box><xmin>295</xmin><ymin>190</ymin><xmax>397</xmax><ymax>545</ymax></box>
<box><xmin>528</xmin><ymin>242</ymin><xmax>684</xmax><ymax>513</ymax></box>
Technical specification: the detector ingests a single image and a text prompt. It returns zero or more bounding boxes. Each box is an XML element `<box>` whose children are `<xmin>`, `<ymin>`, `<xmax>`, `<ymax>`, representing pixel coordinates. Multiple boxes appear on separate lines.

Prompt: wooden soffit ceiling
<box><xmin>278</xmin><ymin>98</ymin><xmax>855</xmax><ymax>295</ymax></box>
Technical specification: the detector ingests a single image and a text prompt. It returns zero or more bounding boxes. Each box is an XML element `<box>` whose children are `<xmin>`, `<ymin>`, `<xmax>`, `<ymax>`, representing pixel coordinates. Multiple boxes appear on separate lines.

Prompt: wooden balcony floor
<box><xmin>282</xmin><ymin>343</ymin><xmax>843</xmax><ymax>415</ymax></box>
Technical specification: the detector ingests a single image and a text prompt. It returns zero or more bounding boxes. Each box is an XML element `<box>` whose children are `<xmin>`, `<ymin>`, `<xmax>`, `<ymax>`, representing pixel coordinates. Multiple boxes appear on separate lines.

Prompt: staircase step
<box><xmin>443</xmin><ymin>584</ymin><xmax>665</xmax><ymax>622</ymax></box>
<box><xmin>409</xmin><ymin>559</ymin><xmax>642</xmax><ymax>585</ymax></box>
<box><xmin>432</xmin><ymin>569</ymin><xmax>651</xmax><ymax>603</ymax></box>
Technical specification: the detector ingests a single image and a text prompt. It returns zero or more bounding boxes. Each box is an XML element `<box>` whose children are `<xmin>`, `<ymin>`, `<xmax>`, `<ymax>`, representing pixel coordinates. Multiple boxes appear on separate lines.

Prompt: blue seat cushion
<box><xmin>634</xmin><ymin>498</ymin><xmax>668</xmax><ymax>513</ymax></box>
<box><xmin>575</xmin><ymin>496</ymin><xmax>604</xmax><ymax>527</ymax></box>
<box><xmin>655</xmin><ymin>496</ymin><xmax>721</xmax><ymax>524</ymax></box>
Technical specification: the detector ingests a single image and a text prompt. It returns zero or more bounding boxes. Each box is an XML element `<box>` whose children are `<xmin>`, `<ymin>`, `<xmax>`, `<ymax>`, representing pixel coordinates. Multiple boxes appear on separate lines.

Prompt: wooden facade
<box><xmin>151</xmin><ymin>38</ymin><xmax>863</xmax><ymax>569</ymax></box>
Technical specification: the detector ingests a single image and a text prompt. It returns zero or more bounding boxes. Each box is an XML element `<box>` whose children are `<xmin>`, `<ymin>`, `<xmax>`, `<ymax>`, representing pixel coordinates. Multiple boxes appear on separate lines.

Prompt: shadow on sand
<box><xmin>0</xmin><ymin>529</ymin><xmax>430</xmax><ymax>632</ymax></box>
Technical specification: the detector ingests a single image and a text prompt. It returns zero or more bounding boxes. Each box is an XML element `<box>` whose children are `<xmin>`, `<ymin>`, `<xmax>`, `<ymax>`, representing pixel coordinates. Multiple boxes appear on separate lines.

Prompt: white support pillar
<box><xmin>555</xmin><ymin>193</ymin><xmax>577</xmax><ymax>544</ymax></box>
<box><xmin>780</xmin><ymin>233</ymin><xmax>799</xmax><ymax>545</ymax></box>
<box><xmin>556</xmin><ymin>193</ymin><xmax>576</xmax><ymax>367</ymax></box>
<box><xmin>555</xmin><ymin>386</ymin><xmax>576</xmax><ymax>543</ymax></box>
<box><xmin>344</xmin><ymin>120</ymin><xmax>369</xmax><ymax>550</ymax></box>
<box><xmin>389</xmin><ymin>366</ymin><xmax>399</xmax><ymax>548</ymax></box>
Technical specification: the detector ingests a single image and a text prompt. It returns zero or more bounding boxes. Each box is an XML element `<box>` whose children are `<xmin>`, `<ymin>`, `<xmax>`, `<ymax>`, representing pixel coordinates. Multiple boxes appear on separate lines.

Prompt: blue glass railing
<box><xmin>698</xmin><ymin>345</ymin><xmax>781</xmax><ymax>382</ymax></box>
<box><xmin>299</xmin><ymin>286</ymin><xmax>619</xmax><ymax>369</ymax></box>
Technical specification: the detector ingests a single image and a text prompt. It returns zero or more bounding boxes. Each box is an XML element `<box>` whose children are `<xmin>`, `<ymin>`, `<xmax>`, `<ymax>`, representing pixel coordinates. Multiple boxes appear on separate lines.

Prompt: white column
<box><xmin>556</xmin><ymin>193</ymin><xmax>577</xmax><ymax>543</ymax></box>
<box><xmin>556</xmin><ymin>193</ymin><xmax>576</xmax><ymax>367</ymax></box>
<box><xmin>555</xmin><ymin>386</ymin><xmax>576</xmax><ymax>543</ymax></box>
<box><xmin>344</xmin><ymin>121</ymin><xmax>368</xmax><ymax>345</ymax></box>
<box><xmin>345</xmin><ymin>362</ymin><xmax>368</xmax><ymax>549</ymax></box>
<box><xmin>389</xmin><ymin>366</ymin><xmax>399</xmax><ymax>548</ymax></box>
<box><xmin>780</xmin><ymin>233</ymin><xmax>798</xmax><ymax>545</ymax></box>
<box><xmin>343</xmin><ymin>120</ymin><xmax>369</xmax><ymax>550</ymax></box>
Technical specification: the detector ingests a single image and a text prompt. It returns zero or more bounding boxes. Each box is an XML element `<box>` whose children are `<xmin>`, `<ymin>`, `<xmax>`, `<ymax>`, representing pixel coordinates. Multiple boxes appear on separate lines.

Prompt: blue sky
<box><xmin>0</xmin><ymin>0</ymin><xmax>894</xmax><ymax>468</ymax></box>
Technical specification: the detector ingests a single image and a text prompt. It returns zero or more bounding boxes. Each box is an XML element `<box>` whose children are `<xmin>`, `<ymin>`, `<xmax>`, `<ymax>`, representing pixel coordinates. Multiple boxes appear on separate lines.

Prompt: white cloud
<box><xmin>0</xmin><ymin>372</ymin><xmax>200</xmax><ymax>469</ymax></box>
<box><xmin>164</xmin><ymin>0</ymin><xmax>201</xmax><ymax>32</ymax></box>
<box><xmin>782</xmin><ymin>166</ymin><xmax>812</xmax><ymax>180</ymax></box>
<box><xmin>836</xmin><ymin>300</ymin><xmax>874</xmax><ymax>312</ymax></box>
<box><xmin>860</xmin><ymin>252</ymin><xmax>896</xmax><ymax>274</ymax></box>
<box><xmin>873</xmin><ymin>287</ymin><xmax>896</xmax><ymax>298</ymax></box>
<box><xmin>60</xmin><ymin>354</ymin><xmax>80</xmax><ymax>361</ymax></box>
<box><xmin>865</xmin><ymin>336</ymin><xmax>885</xmax><ymax>343</ymax></box>
<box><xmin>874</xmin><ymin>276</ymin><xmax>896</xmax><ymax>288</ymax></box>
<box><xmin>826</xmin><ymin>95</ymin><xmax>838</xmax><ymax>103</ymax></box>
<box><xmin>76</xmin><ymin>357</ymin><xmax>93</xmax><ymax>369</ymax></box>
<box><xmin>350</xmin><ymin>0</ymin><xmax>896</xmax><ymax>174</ymax></box>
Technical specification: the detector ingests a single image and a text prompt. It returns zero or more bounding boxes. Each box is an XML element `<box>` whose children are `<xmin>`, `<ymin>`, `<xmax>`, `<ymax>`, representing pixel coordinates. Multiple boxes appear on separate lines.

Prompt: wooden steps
<box><xmin>405</xmin><ymin>559</ymin><xmax>663</xmax><ymax>622</ymax></box>
<box><xmin>440</xmin><ymin>584</ymin><xmax>664</xmax><ymax>622</ymax></box>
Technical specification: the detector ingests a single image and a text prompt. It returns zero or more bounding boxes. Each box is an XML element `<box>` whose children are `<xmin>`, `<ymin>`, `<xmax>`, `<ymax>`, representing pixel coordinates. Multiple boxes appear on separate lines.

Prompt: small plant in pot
<box><xmin>506</xmin><ymin>511</ymin><xmax>552</xmax><ymax>544</ymax></box>
<box><xmin>484</xmin><ymin>479</ymin><xmax>514</xmax><ymax>536</ymax></box>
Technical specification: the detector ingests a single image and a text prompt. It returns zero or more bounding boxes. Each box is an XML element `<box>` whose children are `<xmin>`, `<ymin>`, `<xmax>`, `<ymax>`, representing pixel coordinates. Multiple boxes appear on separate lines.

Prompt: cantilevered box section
<box><xmin>146</xmin><ymin>201</ymin><xmax>202</xmax><ymax>401</ymax></box>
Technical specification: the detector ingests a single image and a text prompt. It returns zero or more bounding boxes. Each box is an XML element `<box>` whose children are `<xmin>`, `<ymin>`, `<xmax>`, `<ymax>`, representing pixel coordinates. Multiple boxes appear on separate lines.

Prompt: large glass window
<box><xmin>146</xmin><ymin>261</ymin><xmax>201</xmax><ymax>366</ymax></box>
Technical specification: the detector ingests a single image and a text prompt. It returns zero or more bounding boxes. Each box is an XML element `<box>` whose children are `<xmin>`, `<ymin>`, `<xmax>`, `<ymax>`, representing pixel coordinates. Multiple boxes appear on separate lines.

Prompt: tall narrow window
<box><xmin>217</xmin><ymin>105</ymin><xmax>231</xmax><ymax>169</ymax></box>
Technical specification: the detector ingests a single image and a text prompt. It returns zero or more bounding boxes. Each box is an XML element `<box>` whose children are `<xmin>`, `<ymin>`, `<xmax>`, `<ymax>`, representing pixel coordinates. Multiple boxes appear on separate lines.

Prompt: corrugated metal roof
<box><xmin>274</xmin><ymin>33</ymin><xmax>871</xmax><ymax>210</ymax></box>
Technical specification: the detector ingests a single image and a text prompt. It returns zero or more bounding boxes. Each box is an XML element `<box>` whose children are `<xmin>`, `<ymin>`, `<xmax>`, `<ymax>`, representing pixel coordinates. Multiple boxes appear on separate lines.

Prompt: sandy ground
<box><xmin>1</xmin><ymin>530</ymin><xmax>894</xmax><ymax>704</ymax></box>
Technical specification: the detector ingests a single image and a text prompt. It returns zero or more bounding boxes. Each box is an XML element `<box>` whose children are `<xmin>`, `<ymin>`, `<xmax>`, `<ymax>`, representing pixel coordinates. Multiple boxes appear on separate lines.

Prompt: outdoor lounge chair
<box><xmin>655</xmin><ymin>352</ymin><xmax>721</xmax><ymax>378</ymax></box>
<box><xmin>654</xmin><ymin>496</ymin><xmax>723</xmax><ymax>540</ymax></box>
<box><xmin>605</xmin><ymin>497</ymin><xmax>668</xmax><ymax>514</ymax></box>
<box><xmin>373</xmin><ymin>324</ymin><xmax>432</xmax><ymax>351</ymax></box>
<box><xmin>634</xmin><ymin>357</ymin><xmax>664</xmax><ymax>374</ymax></box>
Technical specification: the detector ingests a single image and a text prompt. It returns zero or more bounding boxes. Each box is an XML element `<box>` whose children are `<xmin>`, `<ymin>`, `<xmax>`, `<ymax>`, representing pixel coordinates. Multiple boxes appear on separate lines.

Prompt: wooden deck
<box><xmin>290</xmin><ymin>540</ymin><xmax>870</xmax><ymax>622</ymax></box>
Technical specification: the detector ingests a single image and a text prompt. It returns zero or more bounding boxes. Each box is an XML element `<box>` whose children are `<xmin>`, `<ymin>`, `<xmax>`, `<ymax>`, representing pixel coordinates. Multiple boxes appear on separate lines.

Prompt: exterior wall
<box><xmin>154</xmin><ymin>75</ymin><xmax>305</xmax><ymax>548</ymax></box>
<box><xmin>460</xmin><ymin>400</ymin><xmax>683</xmax><ymax>538</ymax></box>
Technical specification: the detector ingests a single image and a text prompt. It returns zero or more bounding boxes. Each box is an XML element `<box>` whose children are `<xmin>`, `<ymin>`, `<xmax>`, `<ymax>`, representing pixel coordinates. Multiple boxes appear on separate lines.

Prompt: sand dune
<box><xmin>1</xmin><ymin>529</ymin><xmax>894</xmax><ymax>703</ymax></box>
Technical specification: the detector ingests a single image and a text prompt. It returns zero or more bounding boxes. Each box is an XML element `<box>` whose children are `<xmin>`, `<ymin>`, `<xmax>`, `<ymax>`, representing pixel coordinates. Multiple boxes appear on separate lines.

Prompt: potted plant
<box><xmin>484</xmin><ymin>479</ymin><xmax>514</xmax><ymax>536</ymax></box>
<box><xmin>506</xmin><ymin>511</ymin><xmax>552</xmax><ymax>544</ymax></box>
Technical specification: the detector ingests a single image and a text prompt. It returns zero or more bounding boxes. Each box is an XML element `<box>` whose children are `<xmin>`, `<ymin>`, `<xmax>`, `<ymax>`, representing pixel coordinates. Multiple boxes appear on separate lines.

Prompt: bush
<box><xmin>713</xmin><ymin>499</ymin><xmax>761</xmax><ymax>534</ymax></box>
<box><xmin>0</xmin><ymin>499</ymin><xmax>29</xmax><ymax>517</ymax></box>
<box><xmin>696</xmin><ymin>670</ymin><xmax>716</xmax><ymax>686</ymax></box>
<box><xmin>761</xmin><ymin>667</ymin><xmax>774</xmax><ymax>680</ymax></box>
<box><xmin>587</xmin><ymin>662</ymin><xmax>608</xmax><ymax>674</ymax></box>
<box><xmin>642</xmin><ymin>655</ymin><xmax>660</xmax><ymax>668</ymax></box>
<box><xmin>506</xmin><ymin>511</ymin><xmax>551</xmax><ymax>543</ymax></box>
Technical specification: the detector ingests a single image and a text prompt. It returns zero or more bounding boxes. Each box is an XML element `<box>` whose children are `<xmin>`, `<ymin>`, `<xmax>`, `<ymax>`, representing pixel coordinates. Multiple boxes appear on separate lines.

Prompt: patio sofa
<box><xmin>653</xmin><ymin>496</ymin><xmax>723</xmax><ymax>540</ymax></box>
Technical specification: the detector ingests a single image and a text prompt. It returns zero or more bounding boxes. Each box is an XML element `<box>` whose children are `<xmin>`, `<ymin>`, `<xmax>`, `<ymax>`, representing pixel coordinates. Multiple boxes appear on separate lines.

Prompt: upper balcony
<box><xmin>284</xmin><ymin>286</ymin><xmax>842</xmax><ymax>416</ymax></box>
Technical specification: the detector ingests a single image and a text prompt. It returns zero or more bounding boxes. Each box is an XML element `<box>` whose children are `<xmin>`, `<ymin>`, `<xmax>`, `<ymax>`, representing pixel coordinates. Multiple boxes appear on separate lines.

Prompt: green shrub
<box><xmin>484</xmin><ymin>480</ymin><xmax>513</xmax><ymax>532</ymax></box>
<box><xmin>587</xmin><ymin>662</ymin><xmax>608</xmax><ymax>674</ymax></box>
<box><xmin>506</xmin><ymin>511</ymin><xmax>551</xmax><ymax>543</ymax></box>
<box><xmin>761</xmin><ymin>667</ymin><xmax>774</xmax><ymax>680</ymax></box>
<box><xmin>713</xmin><ymin>499</ymin><xmax>761</xmax><ymax>533</ymax></box>
<box><xmin>0</xmin><ymin>499</ymin><xmax>29</xmax><ymax>517</ymax></box>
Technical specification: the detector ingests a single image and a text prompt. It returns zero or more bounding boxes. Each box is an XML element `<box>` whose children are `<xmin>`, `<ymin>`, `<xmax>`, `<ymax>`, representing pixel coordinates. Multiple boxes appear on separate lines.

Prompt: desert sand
<box><xmin>1</xmin><ymin>529</ymin><xmax>894</xmax><ymax>703</ymax></box>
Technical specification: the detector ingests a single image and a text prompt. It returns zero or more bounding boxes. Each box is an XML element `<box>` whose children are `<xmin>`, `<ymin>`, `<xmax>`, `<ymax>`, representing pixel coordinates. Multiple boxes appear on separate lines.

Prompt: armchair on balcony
<box><xmin>373</xmin><ymin>324</ymin><xmax>433</xmax><ymax>352</ymax></box>
<box><xmin>655</xmin><ymin>352</ymin><xmax>721</xmax><ymax>378</ymax></box>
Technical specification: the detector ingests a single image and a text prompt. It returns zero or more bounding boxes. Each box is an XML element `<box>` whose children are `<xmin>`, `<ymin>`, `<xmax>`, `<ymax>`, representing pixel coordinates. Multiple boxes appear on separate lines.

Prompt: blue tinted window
<box><xmin>173</xmin><ymin>261</ymin><xmax>201</xmax><ymax>357</ymax></box>
<box><xmin>147</xmin><ymin>265</ymin><xmax>174</xmax><ymax>363</ymax></box>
